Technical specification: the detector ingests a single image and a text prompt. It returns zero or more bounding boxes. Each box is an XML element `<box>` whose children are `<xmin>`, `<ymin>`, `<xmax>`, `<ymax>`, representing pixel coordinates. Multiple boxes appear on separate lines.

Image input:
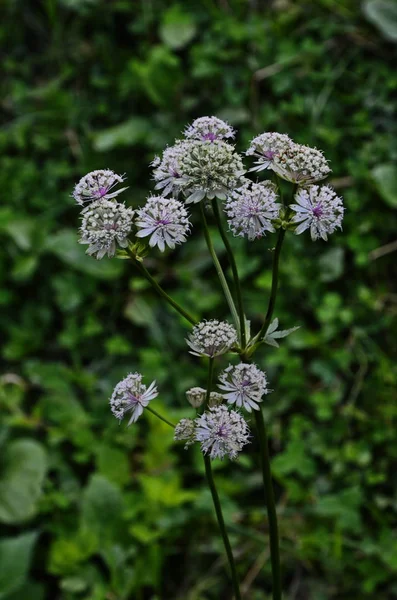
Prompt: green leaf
<box><xmin>0</xmin><ymin>440</ymin><xmax>47</xmax><ymax>524</ymax></box>
<box><xmin>45</xmin><ymin>229</ymin><xmax>123</xmax><ymax>280</ymax></box>
<box><xmin>363</xmin><ymin>0</ymin><xmax>397</xmax><ymax>42</ymax></box>
<box><xmin>95</xmin><ymin>445</ymin><xmax>130</xmax><ymax>486</ymax></box>
<box><xmin>81</xmin><ymin>475</ymin><xmax>124</xmax><ymax>542</ymax></box>
<box><xmin>160</xmin><ymin>5</ymin><xmax>197</xmax><ymax>50</ymax></box>
<box><xmin>0</xmin><ymin>532</ymin><xmax>38</xmax><ymax>599</ymax></box>
<box><xmin>372</xmin><ymin>164</ymin><xmax>397</xmax><ymax>207</ymax></box>
<box><xmin>93</xmin><ymin>117</ymin><xmax>150</xmax><ymax>152</ymax></box>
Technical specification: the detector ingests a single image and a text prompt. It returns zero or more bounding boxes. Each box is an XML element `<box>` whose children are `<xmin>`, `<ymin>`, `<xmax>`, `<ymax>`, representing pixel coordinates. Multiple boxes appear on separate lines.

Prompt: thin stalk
<box><xmin>200</xmin><ymin>204</ymin><xmax>240</xmax><ymax>331</ymax></box>
<box><xmin>127</xmin><ymin>250</ymin><xmax>196</xmax><ymax>326</ymax></box>
<box><xmin>254</xmin><ymin>410</ymin><xmax>282</xmax><ymax>600</ymax></box>
<box><xmin>145</xmin><ymin>405</ymin><xmax>175</xmax><ymax>428</ymax></box>
<box><xmin>203</xmin><ymin>455</ymin><xmax>242</xmax><ymax>600</ymax></box>
<box><xmin>258</xmin><ymin>229</ymin><xmax>286</xmax><ymax>340</ymax></box>
<box><xmin>203</xmin><ymin>357</ymin><xmax>241</xmax><ymax>600</ymax></box>
<box><xmin>211</xmin><ymin>199</ymin><xmax>246</xmax><ymax>349</ymax></box>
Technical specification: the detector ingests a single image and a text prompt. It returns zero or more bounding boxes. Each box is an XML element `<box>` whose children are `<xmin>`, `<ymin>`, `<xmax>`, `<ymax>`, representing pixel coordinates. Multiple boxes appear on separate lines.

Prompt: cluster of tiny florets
<box><xmin>110</xmin><ymin>372</ymin><xmax>158</xmax><ymax>425</ymax></box>
<box><xmin>195</xmin><ymin>405</ymin><xmax>250</xmax><ymax>460</ymax></box>
<box><xmin>246</xmin><ymin>132</ymin><xmax>293</xmax><ymax>172</ymax></box>
<box><xmin>135</xmin><ymin>195</ymin><xmax>191</xmax><ymax>252</ymax></box>
<box><xmin>290</xmin><ymin>185</ymin><xmax>344</xmax><ymax>241</ymax></box>
<box><xmin>184</xmin><ymin>116</ymin><xmax>235</xmax><ymax>141</ymax></box>
<box><xmin>246</xmin><ymin>133</ymin><xmax>330</xmax><ymax>184</ymax></box>
<box><xmin>153</xmin><ymin>139</ymin><xmax>245</xmax><ymax>203</ymax></box>
<box><xmin>174</xmin><ymin>418</ymin><xmax>196</xmax><ymax>448</ymax></box>
<box><xmin>152</xmin><ymin>142</ymin><xmax>191</xmax><ymax>197</ymax></box>
<box><xmin>225</xmin><ymin>180</ymin><xmax>280</xmax><ymax>240</ymax></box>
<box><xmin>79</xmin><ymin>199</ymin><xmax>134</xmax><ymax>259</ymax></box>
<box><xmin>218</xmin><ymin>363</ymin><xmax>269</xmax><ymax>412</ymax></box>
<box><xmin>73</xmin><ymin>169</ymin><xmax>127</xmax><ymax>205</ymax></box>
<box><xmin>272</xmin><ymin>143</ymin><xmax>331</xmax><ymax>184</ymax></box>
<box><xmin>186</xmin><ymin>320</ymin><xmax>238</xmax><ymax>357</ymax></box>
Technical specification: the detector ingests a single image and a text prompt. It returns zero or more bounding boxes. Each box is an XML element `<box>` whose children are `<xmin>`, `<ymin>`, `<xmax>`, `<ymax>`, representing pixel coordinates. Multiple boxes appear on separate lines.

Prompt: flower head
<box><xmin>73</xmin><ymin>169</ymin><xmax>127</xmax><ymax>205</ymax></box>
<box><xmin>174</xmin><ymin>418</ymin><xmax>196</xmax><ymax>449</ymax></box>
<box><xmin>184</xmin><ymin>116</ymin><xmax>235</xmax><ymax>142</ymax></box>
<box><xmin>209</xmin><ymin>392</ymin><xmax>224</xmax><ymax>408</ymax></box>
<box><xmin>79</xmin><ymin>199</ymin><xmax>134</xmax><ymax>259</ymax></box>
<box><xmin>272</xmin><ymin>143</ymin><xmax>331</xmax><ymax>184</ymax></box>
<box><xmin>218</xmin><ymin>363</ymin><xmax>268</xmax><ymax>412</ymax></box>
<box><xmin>186</xmin><ymin>387</ymin><xmax>206</xmax><ymax>408</ymax></box>
<box><xmin>152</xmin><ymin>142</ymin><xmax>190</xmax><ymax>197</ymax></box>
<box><xmin>225</xmin><ymin>180</ymin><xmax>280</xmax><ymax>240</ymax></box>
<box><xmin>186</xmin><ymin>320</ymin><xmax>238</xmax><ymax>358</ymax></box>
<box><xmin>290</xmin><ymin>185</ymin><xmax>344</xmax><ymax>241</ymax></box>
<box><xmin>135</xmin><ymin>196</ymin><xmax>191</xmax><ymax>252</ymax></box>
<box><xmin>152</xmin><ymin>139</ymin><xmax>245</xmax><ymax>203</ymax></box>
<box><xmin>110</xmin><ymin>372</ymin><xmax>158</xmax><ymax>425</ymax></box>
<box><xmin>195</xmin><ymin>405</ymin><xmax>250</xmax><ymax>460</ymax></box>
<box><xmin>246</xmin><ymin>132</ymin><xmax>293</xmax><ymax>172</ymax></box>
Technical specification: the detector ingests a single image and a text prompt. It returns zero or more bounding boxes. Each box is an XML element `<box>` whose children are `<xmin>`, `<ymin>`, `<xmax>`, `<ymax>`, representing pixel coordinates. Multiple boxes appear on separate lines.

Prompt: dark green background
<box><xmin>1</xmin><ymin>1</ymin><xmax>396</xmax><ymax>598</ymax></box>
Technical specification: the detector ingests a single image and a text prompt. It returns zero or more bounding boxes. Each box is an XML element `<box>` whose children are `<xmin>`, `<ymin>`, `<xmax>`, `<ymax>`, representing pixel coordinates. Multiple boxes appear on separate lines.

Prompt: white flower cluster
<box><xmin>73</xmin><ymin>169</ymin><xmax>127</xmax><ymax>205</ymax></box>
<box><xmin>152</xmin><ymin>116</ymin><xmax>245</xmax><ymax>203</ymax></box>
<box><xmin>175</xmin><ymin>405</ymin><xmax>250</xmax><ymax>460</ymax></box>
<box><xmin>195</xmin><ymin>405</ymin><xmax>250</xmax><ymax>460</ymax></box>
<box><xmin>135</xmin><ymin>195</ymin><xmax>191</xmax><ymax>252</ymax></box>
<box><xmin>186</xmin><ymin>320</ymin><xmax>238</xmax><ymax>357</ymax></box>
<box><xmin>218</xmin><ymin>363</ymin><xmax>268</xmax><ymax>412</ymax></box>
<box><xmin>290</xmin><ymin>185</ymin><xmax>344</xmax><ymax>241</ymax></box>
<box><xmin>79</xmin><ymin>198</ymin><xmax>134</xmax><ymax>259</ymax></box>
<box><xmin>110</xmin><ymin>372</ymin><xmax>158</xmax><ymax>425</ymax></box>
<box><xmin>184</xmin><ymin>116</ymin><xmax>235</xmax><ymax>141</ymax></box>
<box><xmin>246</xmin><ymin>133</ymin><xmax>330</xmax><ymax>184</ymax></box>
<box><xmin>224</xmin><ymin>180</ymin><xmax>280</xmax><ymax>240</ymax></box>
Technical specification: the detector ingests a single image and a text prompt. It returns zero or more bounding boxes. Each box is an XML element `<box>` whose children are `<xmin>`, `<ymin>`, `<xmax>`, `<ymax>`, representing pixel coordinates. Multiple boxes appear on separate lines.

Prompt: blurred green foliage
<box><xmin>1</xmin><ymin>0</ymin><xmax>396</xmax><ymax>598</ymax></box>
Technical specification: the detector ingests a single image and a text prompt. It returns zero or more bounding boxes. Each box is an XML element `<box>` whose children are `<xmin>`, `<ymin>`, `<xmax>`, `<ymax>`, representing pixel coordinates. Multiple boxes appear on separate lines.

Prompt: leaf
<box><xmin>372</xmin><ymin>164</ymin><xmax>397</xmax><ymax>207</ymax></box>
<box><xmin>363</xmin><ymin>0</ymin><xmax>397</xmax><ymax>42</ymax></box>
<box><xmin>0</xmin><ymin>532</ymin><xmax>38</xmax><ymax>599</ymax></box>
<box><xmin>318</xmin><ymin>247</ymin><xmax>345</xmax><ymax>282</ymax></box>
<box><xmin>45</xmin><ymin>229</ymin><xmax>123</xmax><ymax>280</ymax></box>
<box><xmin>159</xmin><ymin>5</ymin><xmax>197</xmax><ymax>50</ymax></box>
<box><xmin>0</xmin><ymin>440</ymin><xmax>47</xmax><ymax>524</ymax></box>
<box><xmin>81</xmin><ymin>475</ymin><xmax>124</xmax><ymax>542</ymax></box>
<box><xmin>93</xmin><ymin>117</ymin><xmax>150</xmax><ymax>152</ymax></box>
<box><xmin>264</xmin><ymin>318</ymin><xmax>300</xmax><ymax>348</ymax></box>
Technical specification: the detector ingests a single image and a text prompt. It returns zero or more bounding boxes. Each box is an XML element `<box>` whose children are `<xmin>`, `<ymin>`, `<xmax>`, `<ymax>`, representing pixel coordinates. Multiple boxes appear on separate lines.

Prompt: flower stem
<box><xmin>202</xmin><ymin>356</ymin><xmax>242</xmax><ymax>599</ymax></box>
<box><xmin>200</xmin><ymin>204</ymin><xmax>240</xmax><ymax>332</ymax></box>
<box><xmin>254</xmin><ymin>409</ymin><xmax>282</xmax><ymax>600</ymax></box>
<box><xmin>211</xmin><ymin>199</ymin><xmax>246</xmax><ymax>349</ymax></box>
<box><xmin>145</xmin><ymin>405</ymin><xmax>175</xmax><ymax>428</ymax></box>
<box><xmin>203</xmin><ymin>454</ymin><xmax>242</xmax><ymax>600</ymax></box>
<box><xmin>127</xmin><ymin>250</ymin><xmax>196</xmax><ymax>326</ymax></box>
<box><xmin>258</xmin><ymin>228</ymin><xmax>286</xmax><ymax>340</ymax></box>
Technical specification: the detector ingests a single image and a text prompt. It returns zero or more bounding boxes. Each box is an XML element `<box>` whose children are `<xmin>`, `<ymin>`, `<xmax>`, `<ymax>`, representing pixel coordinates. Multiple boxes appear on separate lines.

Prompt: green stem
<box><xmin>205</xmin><ymin>357</ymin><xmax>214</xmax><ymax>407</ymax></box>
<box><xmin>258</xmin><ymin>228</ymin><xmax>286</xmax><ymax>340</ymax></box>
<box><xmin>145</xmin><ymin>406</ymin><xmax>175</xmax><ymax>428</ymax></box>
<box><xmin>200</xmin><ymin>204</ymin><xmax>240</xmax><ymax>331</ymax></box>
<box><xmin>254</xmin><ymin>410</ymin><xmax>282</xmax><ymax>600</ymax></box>
<box><xmin>203</xmin><ymin>455</ymin><xmax>242</xmax><ymax>600</ymax></box>
<box><xmin>202</xmin><ymin>356</ymin><xmax>241</xmax><ymax>599</ymax></box>
<box><xmin>127</xmin><ymin>250</ymin><xmax>196</xmax><ymax>326</ymax></box>
<box><xmin>211</xmin><ymin>200</ymin><xmax>246</xmax><ymax>349</ymax></box>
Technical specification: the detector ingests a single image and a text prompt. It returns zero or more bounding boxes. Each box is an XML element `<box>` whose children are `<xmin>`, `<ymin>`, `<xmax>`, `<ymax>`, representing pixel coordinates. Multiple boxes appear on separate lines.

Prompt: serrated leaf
<box><xmin>0</xmin><ymin>440</ymin><xmax>47</xmax><ymax>524</ymax></box>
<box><xmin>81</xmin><ymin>475</ymin><xmax>124</xmax><ymax>542</ymax></box>
<box><xmin>263</xmin><ymin>318</ymin><xmax>300</xmax><ymax>348</ymax></box>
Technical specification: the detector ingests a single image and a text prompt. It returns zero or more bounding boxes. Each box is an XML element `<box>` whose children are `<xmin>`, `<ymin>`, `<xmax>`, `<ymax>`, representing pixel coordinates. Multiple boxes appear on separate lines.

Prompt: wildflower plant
<box><xmin>72</xmin><ymin>117</ymin><xmax>345</xmax><ymax>600</ymax></box>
